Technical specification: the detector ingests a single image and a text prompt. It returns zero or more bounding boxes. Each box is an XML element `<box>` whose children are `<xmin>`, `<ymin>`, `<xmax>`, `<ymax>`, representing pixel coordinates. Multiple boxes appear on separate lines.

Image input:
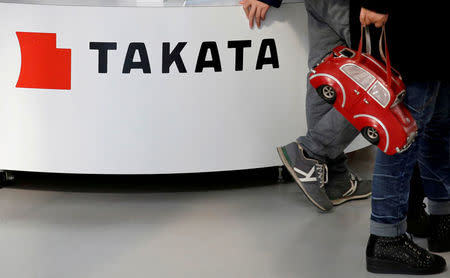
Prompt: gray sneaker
<box><xmin>326</xmin><ymin>171</ymin><xmax>372</xmax><ymax>205</ymax></box>
<box><xmin>277</xmin><ymin>142</ymin><xmax>333</xmax><ymax>211</ymax></box>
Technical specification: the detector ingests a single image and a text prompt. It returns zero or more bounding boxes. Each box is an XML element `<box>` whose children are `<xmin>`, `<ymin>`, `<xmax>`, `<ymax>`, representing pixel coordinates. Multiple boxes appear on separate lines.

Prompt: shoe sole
<box><xmin>428</xmin><ymin>241</ymin><xmax>450</xmax><ymax>253</ymax></box>
<box><xmin>331</xmin><ymin>192</ymin><xmax>372</xmax><ymax>206</ymax></box>
<box><xmin>367</xmin><ymin>257</ymin><xmax>446</xmax><ymax>275</ymax></box>
<box><xmin>277</xmin><ymin>147</ymin><xmax>329</xmax><ymax>212</ymax></box>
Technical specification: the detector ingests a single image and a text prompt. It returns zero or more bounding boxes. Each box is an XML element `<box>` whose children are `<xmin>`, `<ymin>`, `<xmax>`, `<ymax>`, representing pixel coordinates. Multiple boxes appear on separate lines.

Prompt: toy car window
<box><xmin>340</xmin><ymin>64</ymin><xmax>375</xmax><ymax>90</ymax></box>
<box><xmin>340</xmin><ymin>49</ymin><xmax>354</xmax><ymax>58</ymax></box>
<box><xmin>368</xmin><ymin>81</ymin><xmax>391</xmax><ymax>108</ymax></box>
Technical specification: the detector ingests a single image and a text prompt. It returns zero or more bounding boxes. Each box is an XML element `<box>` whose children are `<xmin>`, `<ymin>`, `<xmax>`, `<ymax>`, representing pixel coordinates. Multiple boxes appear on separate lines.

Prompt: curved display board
<box><xmin>0</xmin><ymin>1</ymin><xmax>368</xmax><ymax>174</ymax></box>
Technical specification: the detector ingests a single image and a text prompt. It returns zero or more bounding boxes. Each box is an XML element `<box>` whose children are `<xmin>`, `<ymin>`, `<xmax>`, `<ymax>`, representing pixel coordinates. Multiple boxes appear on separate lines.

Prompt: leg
<box><xmin>370</xmin><ymin>81</ymin><xmax>440</xmax><ymax>235</ymax></box>
<box><xmin>417</xmin><ymin>81</ymin><xmax>450</xmax><ymax>252</ymax></box>
<box><xmin>300</xmin><ymin>0</ymin><xmax>358</xmax><ymax>162</ymax></box>
<box><xmin>303</xmin><ymin>1</ymin><xmax>369</xmax><ymax>204</ymax></box>
<box><xmin>418</xmin><ymin>81</ymin><xmax>450</xmax><ymax>203</ymax></box>
<box><xmin>406</xmin><ymin>164</ymin><xmax>430</xmax><ymax>237</ymax></box>
<box><xmin>277</xmin><ymin>0</ymin><xmax>369</xmax><ymax>211</ymax></box>
<box><xmin>366</xmin><ymin>81</ymin><xmax>447</xmax><ymax>274</ymax></box>
<box><xmin>408</xmin><ymin>164</ymin><xmax>425</xmax><ymax>209</ymax></box>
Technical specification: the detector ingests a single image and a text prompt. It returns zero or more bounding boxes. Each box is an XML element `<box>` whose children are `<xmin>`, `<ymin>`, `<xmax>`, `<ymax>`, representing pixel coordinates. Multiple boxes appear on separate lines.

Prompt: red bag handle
<box><xmin>356</xmin><ymin>25</ymin><xmax>392</xmax><ymax>87</ymax></box>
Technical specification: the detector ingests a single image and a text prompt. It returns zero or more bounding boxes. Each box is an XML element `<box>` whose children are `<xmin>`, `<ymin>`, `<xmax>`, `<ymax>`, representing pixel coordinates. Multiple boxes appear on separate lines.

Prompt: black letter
<box><xmin>195</xmin><ymin>42</ymin><xmax>222</xmax><ymax>73</ymax></box>
<box><xmin>89</xmin><ymin>42</ymin><xmax>117</xmax><ymax>73</ymax></box>
<box><xmin>256</xmin><ymin>39</ymin><xmax>279</xmax><ymax>70</ymax></box>
<box><xmin>122</xmin><ymin>43</ymin><xmax>151</xmax><ymax>74</ymax></box>
<box><xmin>228</xmin><ymin>40</ymin><xmax>251</xmax><ymax>71</ymax></box>
<box><xmin>162</xmin><ymin>42</ymin><xmax>187</xmax><ymax>74</ymax></box>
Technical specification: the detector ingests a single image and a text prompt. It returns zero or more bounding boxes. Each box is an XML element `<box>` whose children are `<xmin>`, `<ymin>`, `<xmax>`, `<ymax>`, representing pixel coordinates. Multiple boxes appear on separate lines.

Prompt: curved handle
<box><xmin>356</xmin><ymin>25</ymin><xmax>392</xmax><ymax>87</ymax></box>
<box><xmin>356</xmin><ymin>25</ymin><xmax>371</xmax><ymax>58</ymax></box>
<box><xmin>379</xmin><ymin>26</ymin><xmax>392</xmax><ymax>87</ymax></box>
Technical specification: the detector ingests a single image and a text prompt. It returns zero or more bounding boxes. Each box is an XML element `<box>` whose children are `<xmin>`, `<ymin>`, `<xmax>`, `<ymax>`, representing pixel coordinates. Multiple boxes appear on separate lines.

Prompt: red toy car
<box><xmin>309</xmin><ymin>30</ymin><xmax>417</xmax><ymax>155</ymax></box>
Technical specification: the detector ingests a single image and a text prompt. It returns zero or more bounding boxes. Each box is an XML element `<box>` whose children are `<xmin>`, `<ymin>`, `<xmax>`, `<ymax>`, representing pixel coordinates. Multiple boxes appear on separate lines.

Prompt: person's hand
<box><xmin>240</xmin><ymin>0</ymin><xmax>270</xmax><ymax>29</ymax></box>
<box><xmin>360</xmin><ymin>8</ymin><xmax>388</xmax><ymax>28</ymax></box>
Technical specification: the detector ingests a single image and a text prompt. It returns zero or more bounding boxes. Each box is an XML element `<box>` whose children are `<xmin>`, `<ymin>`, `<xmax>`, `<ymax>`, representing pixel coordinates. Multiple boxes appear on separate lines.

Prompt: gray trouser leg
<box><xmin>297</xmin><ymin>0</ymin><xmax>359</xmax><ymax>162</ymax></box>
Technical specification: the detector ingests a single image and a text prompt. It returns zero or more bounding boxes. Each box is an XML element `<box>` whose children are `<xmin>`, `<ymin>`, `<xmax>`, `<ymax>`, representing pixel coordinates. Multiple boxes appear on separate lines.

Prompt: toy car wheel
<box><xmin>317</xmin><ymin>85</ymin><xmax>336</xmax><ymax>104</ymax></box>
<box><xmin>362</xmin><ymin>126</ymin><xmax>380</xmax><ymax>145</ymax></box>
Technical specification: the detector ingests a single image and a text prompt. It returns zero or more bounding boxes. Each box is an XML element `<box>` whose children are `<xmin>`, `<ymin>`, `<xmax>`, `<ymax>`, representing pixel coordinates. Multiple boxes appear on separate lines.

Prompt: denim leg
<box><xmin>370</xmin><ymin>81</ymin><xmax>441</xmax><ymax>236</ymax></box>
<box><xmin>298</xmin><ymin>0</ymin><xmax>359</xmax><ymax>161</ymax></box>
<box><xmin>419</xmin><ymin>81</ymin><xmax>450</xmax><ymax>215</ymax></box>
<box><xmin>370</xmin><ymin>147</ymin><xmax>417</xmax><ymax>236</ymax></box>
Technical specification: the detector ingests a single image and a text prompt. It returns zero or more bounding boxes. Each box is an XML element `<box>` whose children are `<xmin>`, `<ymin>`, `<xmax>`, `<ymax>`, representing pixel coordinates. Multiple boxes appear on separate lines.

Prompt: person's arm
<box><xmin>360</xmin><ymin>0</ymin><xmax>390</xmax><ymax>27</ymax></box>
<box><xmin>240</xmin><ymin>0</ymin><xmax>282</xmax><ymax>29</ymax></box>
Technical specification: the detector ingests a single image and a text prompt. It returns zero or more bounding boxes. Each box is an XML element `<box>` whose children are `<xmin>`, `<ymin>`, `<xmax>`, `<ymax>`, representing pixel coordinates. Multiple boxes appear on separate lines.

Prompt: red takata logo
<box><xmin>16</xmin><ymin>32</ymin><xmax>71</xmax><ymax>90</ymax></box>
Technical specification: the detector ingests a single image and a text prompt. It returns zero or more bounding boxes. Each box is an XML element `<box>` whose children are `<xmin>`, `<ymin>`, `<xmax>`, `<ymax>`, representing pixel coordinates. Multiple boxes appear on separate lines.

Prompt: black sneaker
<box><xmin>428</xmin><ymin>214</ymin><xmax>450</xmax><ymax>253</ymax></box>
<box><xmin>366</xmin><ymin>234</ymin><xmax>447</xmax><ymax>275</ymax></box>
<box><xmin>326</xmin><ymin>171</ymin><xmax>372</xmax><ymax>206</ymax></box>
<box><xmin>277</xmin><ymin>142</ymin><xmax>333</xmax><ymax>211</ymax></box>
<box><xmin>407</xmin><ymin>203</ymin><xmax>430</xmax><ymax>238</ymax></box>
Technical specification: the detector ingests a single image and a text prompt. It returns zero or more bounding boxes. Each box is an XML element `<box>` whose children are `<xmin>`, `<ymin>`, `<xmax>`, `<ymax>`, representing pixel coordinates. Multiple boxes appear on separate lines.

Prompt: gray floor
<box><xmin>0</xmin><ymin>147</ymin><xmax>449</xmax><ymax>278</ymax></box>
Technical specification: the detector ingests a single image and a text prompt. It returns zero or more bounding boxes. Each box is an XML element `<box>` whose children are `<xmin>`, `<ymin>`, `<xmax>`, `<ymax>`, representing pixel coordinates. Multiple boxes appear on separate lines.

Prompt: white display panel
<box><xmin>0</xmin><ymin>0</ymin><xmax>304</xmax><ymax>7</ymax></box>
<box><xmin>0</xmin><ymin>2</ymin><xmax>367</xmax><ymax>174</ymax></box>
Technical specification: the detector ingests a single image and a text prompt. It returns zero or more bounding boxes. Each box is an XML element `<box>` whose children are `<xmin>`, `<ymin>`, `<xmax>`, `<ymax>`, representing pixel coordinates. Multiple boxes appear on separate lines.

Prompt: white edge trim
<box><xmin>310</xmin><ymin>73</ymin><xmax>346</xmax><ymax>108</ymax></box>
<box><xmin>353</xmin><ymin>114</ymin><xmax>389</xmax><ymax>152</ymax></box>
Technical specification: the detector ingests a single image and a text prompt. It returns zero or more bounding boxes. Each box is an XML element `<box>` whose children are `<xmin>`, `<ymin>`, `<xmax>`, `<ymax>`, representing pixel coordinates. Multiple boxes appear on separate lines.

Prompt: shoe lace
<box><xmin>342</xmin><ymin>173</ymin><xmax>358</xmax><ymax>197</ymax></box>
<box><xmin>316</xmin><ymin>163</ymin><xmax>328</xmax><ymax>187</ymax></box>
<box><xmin>403</xmin><ymin>234</ymin><xmax>429</xmax><ymax>258</ymax></box>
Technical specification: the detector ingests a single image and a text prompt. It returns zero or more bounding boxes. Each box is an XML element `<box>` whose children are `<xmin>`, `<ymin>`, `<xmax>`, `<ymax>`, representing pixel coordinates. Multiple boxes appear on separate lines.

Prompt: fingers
<box><xmin>249</xmin><ymin>5</ymin><xmax>256</xmax><ymax>28</ymax></box>
<box><xmin>375</xmin><ymin>15</ymin><xmax>388</xmax><ymax>27</ymax></box>
<box><xmin>242</xmin><ymin>2</ymin><xmax>250</xmax><ymax>19</ymax></box>
<box><xmin>256</xmin><ymin>7</ymin><xmax>262</xmax><ymax>28</ymax></box>
<box><xmin>241</xmin><ymin>1</ymin><xmax>269</xmax><ymax>29</ymax></box>
<box><xmin>261</xmin><ymin>6</ymin><xmax>268</xmax><ymax>20</ymax></box>
<box><xmin>360</xmin><ymin>8</ymin><xmax>388</xmax><ymax>28</ymax></box>
<box><xmin>360</xmin><ymin>11</ymin><xmax>372</xmax><ymax>27</ymax></box>
<box><xmin>371</xmin><ymin>15</ymin><xmax>388</xmax><ymax>28</ymax></box>
<box><xmin>360</xmin><ymin>9</ymin><xmax>367</xmax><ymax>26</ymax></box>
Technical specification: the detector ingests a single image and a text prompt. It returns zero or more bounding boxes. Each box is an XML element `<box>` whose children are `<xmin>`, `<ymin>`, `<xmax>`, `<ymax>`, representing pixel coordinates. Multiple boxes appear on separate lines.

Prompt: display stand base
<box><xmin>0</xmin><ymin>171</ymin><xmax>15</xmax><ymax>188</ymax></box>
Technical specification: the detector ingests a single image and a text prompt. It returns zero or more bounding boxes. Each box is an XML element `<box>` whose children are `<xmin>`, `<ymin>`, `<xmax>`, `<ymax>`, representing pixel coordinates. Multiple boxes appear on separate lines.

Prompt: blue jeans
<box><xmin>370</xmin><ymin>81</ymin><xmax>450</xmax><ymax>237</ymax></box>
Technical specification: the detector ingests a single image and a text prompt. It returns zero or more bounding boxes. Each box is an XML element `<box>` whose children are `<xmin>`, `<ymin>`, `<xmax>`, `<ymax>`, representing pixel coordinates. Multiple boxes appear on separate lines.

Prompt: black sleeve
<box><xmin>361</xmin><ymin>0</ymin><xmax>391</xmax><ymax>14</ymax></box>
<box><xmin>258</xmin><ymin>0</ymin><xmax>282</xmax><ymax>8</ymax></box>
